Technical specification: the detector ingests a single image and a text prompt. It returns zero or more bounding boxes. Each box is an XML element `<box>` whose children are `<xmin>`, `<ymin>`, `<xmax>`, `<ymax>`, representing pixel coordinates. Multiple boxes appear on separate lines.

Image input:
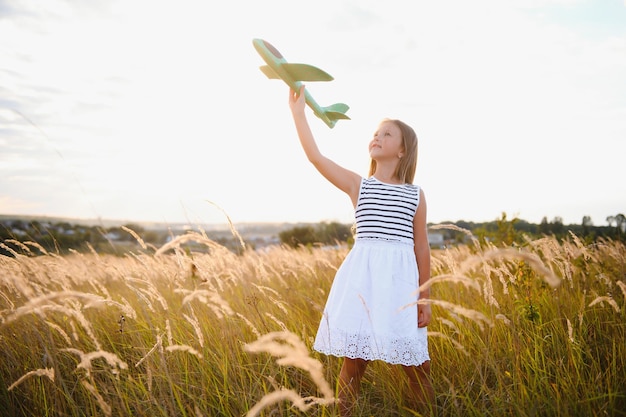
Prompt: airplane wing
<box><xmin>259</xmin><ymin>65</ymin><xmax>280</xmax><ymax>79</ymax></box>
<box><xmin>259</xmin><ymin>63</ymin><xmax>334</xmax><ymax>81</ymax></box>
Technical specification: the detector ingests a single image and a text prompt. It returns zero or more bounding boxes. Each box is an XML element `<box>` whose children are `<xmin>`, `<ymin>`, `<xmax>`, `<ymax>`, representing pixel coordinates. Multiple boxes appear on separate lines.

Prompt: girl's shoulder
<box><xmin>404</xmin><ymin>182</ymin><xmax>421</xmax><ymax>193</ymax></box>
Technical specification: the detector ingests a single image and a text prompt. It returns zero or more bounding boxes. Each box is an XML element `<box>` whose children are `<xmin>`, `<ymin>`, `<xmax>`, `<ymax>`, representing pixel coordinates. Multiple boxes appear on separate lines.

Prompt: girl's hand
<box><xmin>418</xmin><ymin>302</ymin><xmax>431</xmax><ymax>328</ymax></box>
<box><xmin>289</xmin><ymin>85</ymin><xmax>306</xmax><ymax>115</ymax></box>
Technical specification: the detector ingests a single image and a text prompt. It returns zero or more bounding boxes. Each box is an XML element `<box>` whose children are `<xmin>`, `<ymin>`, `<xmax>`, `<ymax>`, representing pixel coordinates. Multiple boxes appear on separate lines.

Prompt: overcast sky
<box><xmin>1</xmin><ymin>0</ymin><xmax>625</xmax><ymax>227</ymax></box>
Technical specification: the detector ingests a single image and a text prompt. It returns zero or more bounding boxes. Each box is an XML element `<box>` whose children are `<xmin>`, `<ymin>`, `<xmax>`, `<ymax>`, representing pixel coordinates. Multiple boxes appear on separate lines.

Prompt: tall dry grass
<box><xmin>0</xmin><ymin>229</ymin><xmax>625</xmax><ymax>416</ymax></box>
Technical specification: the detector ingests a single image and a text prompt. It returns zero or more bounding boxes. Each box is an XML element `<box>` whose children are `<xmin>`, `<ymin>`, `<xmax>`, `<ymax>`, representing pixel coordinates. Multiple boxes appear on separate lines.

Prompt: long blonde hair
<box><xmin>368</xmin><ymin>119</ymin><xmax>418</xmax><ymax>183</ymax></box>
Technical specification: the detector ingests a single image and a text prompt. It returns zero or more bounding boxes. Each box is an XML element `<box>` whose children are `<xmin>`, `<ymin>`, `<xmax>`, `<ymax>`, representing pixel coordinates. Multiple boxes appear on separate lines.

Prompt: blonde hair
<box><xmin>368</xmin><ymin>119</ymin><xmax>418</xmax><ymax>183</ymax></box>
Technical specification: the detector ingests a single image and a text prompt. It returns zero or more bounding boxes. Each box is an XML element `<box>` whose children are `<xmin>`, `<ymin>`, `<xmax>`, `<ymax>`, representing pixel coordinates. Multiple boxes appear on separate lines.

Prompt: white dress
<box><xmin>313</xmin><ymin>176</ymin><xmax>430</xmax><ymax>366</ymax></box>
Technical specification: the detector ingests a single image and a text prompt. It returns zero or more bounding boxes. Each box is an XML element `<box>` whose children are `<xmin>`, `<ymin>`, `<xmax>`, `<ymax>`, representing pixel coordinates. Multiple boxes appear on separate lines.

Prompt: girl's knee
<box><xmin>417</xmin><ymin>360</ymin><xmax>431</xmax><ymax>374</ymax></box>
<box><xmin>340</xmin><ymin>358</ymin><xmax>368</xmax><ymax>379</ymax></box>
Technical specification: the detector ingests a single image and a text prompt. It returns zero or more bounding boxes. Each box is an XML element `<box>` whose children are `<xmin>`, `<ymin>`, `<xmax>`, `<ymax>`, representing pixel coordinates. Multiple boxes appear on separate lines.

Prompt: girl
<box><xmin>288</xmin><ymin>86</ymin><xmax>434</xmax><ymax>415</ymax></box>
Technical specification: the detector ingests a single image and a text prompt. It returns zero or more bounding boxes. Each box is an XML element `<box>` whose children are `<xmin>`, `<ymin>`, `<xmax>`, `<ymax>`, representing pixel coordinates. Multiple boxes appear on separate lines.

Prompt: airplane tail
<box><xmin>322</xmin><ymin>103</ymin><xmax>351</xmax><ymax>127</ymax></box>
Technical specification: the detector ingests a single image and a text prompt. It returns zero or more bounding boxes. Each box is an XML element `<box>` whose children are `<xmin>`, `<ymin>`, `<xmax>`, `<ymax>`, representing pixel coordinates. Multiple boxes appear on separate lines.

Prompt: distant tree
<box><xmin>539</xmin><ymin>216</ymin><xmax>550</xmax><ymax>235</ymax></box>
<box><xmin>318</xmin><ymin>222</ymin><xmax>352</xmax><ymax>245</ymax></box>
<box><xmin>106</xmin><ymin>224</ymin><xmax>146</xmax><ymax>242</ymax></box>
<box><xmin>550</xmin><ymin>217</ymin><xmax>565</xmax><ymax>236</ymax></box>
<box><xmin>514</xmin><ymin>219</ymin><xmax>537</xmax><ymax>235</ymax></box>
<box><xmin>58</xmin><ymin>222</ymin><xmax>72</xmax><ymax>232</ymax></box>
<box><xmin>279</xmin><ymin>226</ymin><xmax>317</xmax><ymax>248</ymax></box>
<box><xmin>123</xmin><ymin>223</ymin><xmax>145</xmax><ymax>235</ymax></box>
<box><xmin>142</xmin><ymin>230</ymin><xmax>163</xmax><ymax>245</ymax></box>
<box><xmin>582</xmin><ymin>215</ymin><xmax>593</xmax><ymax>237</ymax></box>
<box><xmin>606</xmin><ymin>215</ymin><xmax>614</xmax><ymax>228</ymax></box>
<box><xmin>615</xmin><ymin>214</ymin><xmax>626</xmax><ymax>239</ymax></box>
<box><xmin>495</xmin><ymin>212</ymin><xmax>520</xmax><ymax>246</ymax></box>
<box><xmin>26</xmin><ymin>220</ymin><xmax>43</xmax><ymax>238</ymax></box>
<box><xmin>605</xmin><ymin>215</ymin><xmax>624</xmax><ymax>239</ymax></box>
<box><xmin>278</xmin><ymin>222</ymin><xmax>353</xmax><ymax>248</ymax></box>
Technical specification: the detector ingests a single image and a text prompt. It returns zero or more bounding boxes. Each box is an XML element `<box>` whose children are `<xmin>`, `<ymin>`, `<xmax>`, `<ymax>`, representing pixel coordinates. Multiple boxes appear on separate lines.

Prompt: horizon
<box><xmin>0</xmin><ymin>210</ymin><xmax>619</xmax><ymax>229</ymax></box>
<box><xmin>1</xmin><ymin>1</ymin><xmax>625</xmax><ymax>227</ymax></box>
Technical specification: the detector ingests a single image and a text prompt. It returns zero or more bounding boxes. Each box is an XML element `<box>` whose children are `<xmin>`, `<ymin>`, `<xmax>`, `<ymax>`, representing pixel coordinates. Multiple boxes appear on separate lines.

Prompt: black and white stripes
<box><xmin>354</xmin><ymin>177</ymin><xmax>420</xmax><ymax>244</ymax></box>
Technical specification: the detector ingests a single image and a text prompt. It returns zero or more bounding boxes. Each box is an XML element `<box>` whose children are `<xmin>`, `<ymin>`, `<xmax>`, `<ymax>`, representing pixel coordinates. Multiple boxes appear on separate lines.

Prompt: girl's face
<box><xmin>369</xmin><ymin>121</ymin><xmax>404</xmax><ymax>160</ymax></box>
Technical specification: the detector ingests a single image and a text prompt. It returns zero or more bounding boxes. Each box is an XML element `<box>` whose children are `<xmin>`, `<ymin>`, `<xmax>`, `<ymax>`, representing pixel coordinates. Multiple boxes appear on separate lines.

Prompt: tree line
<box><xmin>439</xmin><ymin>213</ymin><xmax>626</xmax><ymax>247</ymax></box>
<box><xmin>278</xmin><ymin>213</ymin><xmax>626</xmax><ymax>248</ymax></box>
<box><xmin>1</xmin><ymin>212</ymin><xmax>624</xmax><ymax>256</ymax></box>
<box><xmin>0</xmin><ymin>220</ymin><xmax>164</xmax><ymax>256</ymax></box>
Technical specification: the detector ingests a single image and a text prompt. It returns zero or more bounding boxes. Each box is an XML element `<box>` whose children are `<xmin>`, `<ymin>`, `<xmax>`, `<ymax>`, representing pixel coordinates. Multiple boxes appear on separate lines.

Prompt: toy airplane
<box><xmin>252</xmin><ymin>38</ymin><xmax>350</xmax><ymax>128</ymax></box>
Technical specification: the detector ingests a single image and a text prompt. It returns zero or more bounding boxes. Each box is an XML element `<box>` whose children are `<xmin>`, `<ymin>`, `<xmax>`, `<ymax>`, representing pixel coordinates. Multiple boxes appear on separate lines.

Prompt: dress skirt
<box><xmin>313</xmin><ymin>238</ymin><xmax>430</xmax><ymax>366</ymax></box>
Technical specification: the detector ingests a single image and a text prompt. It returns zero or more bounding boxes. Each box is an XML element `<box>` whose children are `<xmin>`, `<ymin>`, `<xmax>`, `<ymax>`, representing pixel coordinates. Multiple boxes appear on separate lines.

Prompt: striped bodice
<box><xmin>354</xmin><ymin>176</ymin><xmax>420</xmax><ymax>244</ymax></box>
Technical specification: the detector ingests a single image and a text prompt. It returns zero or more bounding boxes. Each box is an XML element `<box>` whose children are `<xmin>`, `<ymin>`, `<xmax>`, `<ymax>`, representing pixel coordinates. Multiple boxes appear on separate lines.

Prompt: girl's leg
<box><xmin>337</xmin><ymin>357</ymin><xmax>368</xmax><ymax>416</ymax></box>
<box><xmin>402</xmin><ymin>361</ymin><xmax>434</xmax><ymax>414</ymax></box>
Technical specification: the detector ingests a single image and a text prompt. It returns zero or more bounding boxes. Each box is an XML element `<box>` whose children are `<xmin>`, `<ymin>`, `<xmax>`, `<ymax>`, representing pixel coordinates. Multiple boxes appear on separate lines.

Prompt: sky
<box><xmin>1</xmin><ymin>0</ymin><xmax>625</xmax><ymax>227</ymax></box>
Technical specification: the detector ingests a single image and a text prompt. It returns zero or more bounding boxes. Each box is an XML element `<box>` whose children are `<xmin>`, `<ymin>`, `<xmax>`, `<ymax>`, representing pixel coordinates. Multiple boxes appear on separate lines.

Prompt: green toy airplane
<box><xmin>252</xmin><ymin>38</ymin><xmax>350</xmax><ymax>128</ymax></box>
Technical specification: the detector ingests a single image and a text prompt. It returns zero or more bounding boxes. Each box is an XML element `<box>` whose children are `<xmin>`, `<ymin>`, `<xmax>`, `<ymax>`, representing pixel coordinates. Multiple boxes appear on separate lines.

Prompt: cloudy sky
<box><xmin>1</xmin><ymin>0</ymin><xmax>625</xmax><ymax>227</ymax></box>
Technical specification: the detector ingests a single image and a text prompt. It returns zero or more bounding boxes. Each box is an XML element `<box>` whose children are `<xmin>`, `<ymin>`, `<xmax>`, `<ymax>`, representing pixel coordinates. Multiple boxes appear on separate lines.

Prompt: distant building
<box><xmin>104</xmin><ymin>232</ymin><xmax>121</xmax><ymax>241</ymax></box>
<box><xmin>428</xmin><ymin>232</ymin><xmax>444</xmax><ymax>248</ymax></box>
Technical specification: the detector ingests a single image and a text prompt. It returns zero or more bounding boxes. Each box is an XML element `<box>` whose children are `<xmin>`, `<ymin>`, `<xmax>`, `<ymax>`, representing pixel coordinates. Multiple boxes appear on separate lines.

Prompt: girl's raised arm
<box><xmin>289</xmin><ymin>86</ymin><xmax>361</xmax><ymax>206</ymax></box>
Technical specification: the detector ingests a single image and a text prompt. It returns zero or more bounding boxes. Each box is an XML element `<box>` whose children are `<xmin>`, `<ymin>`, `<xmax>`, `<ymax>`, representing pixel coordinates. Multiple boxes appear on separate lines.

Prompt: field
<box><xmin>1</xmin><ymin>229</ymin><xmax>625</xmax><ymax>416</ymax></box>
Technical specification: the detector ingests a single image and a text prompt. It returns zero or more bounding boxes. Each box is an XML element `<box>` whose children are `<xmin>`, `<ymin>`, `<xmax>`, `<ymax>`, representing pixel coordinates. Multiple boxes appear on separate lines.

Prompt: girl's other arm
<box><xmin>289</xmin><ymin>86</ymin><xmax>361</xmax><ymax>205</ymax></box>
<box><xmin>413</xmin><ymin>188</ymin><xmax>432</xmax><ymax>328</ymax></box>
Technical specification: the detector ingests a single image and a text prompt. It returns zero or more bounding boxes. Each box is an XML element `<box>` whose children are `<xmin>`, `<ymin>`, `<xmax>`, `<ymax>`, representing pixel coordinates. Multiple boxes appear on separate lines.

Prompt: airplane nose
<box><xmin>263</xmin><ymin>39</ymin><xmax>283</xmax><ymax>59</ymax></box>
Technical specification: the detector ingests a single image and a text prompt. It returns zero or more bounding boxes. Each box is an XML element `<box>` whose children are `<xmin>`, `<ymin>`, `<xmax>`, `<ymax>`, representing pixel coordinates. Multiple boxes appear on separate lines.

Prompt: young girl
<box><xmin>288</xmin><ymin>86</ymin><xmax>434</xmax><ymax>415</ymax></box>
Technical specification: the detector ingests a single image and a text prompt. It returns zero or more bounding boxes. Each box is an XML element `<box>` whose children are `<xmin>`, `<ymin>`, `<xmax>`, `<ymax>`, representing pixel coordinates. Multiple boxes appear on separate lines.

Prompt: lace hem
<box><xmin>314</xmin><ymin>330</ymin><xmax>429</xmax><ymax>367</ymax></box>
